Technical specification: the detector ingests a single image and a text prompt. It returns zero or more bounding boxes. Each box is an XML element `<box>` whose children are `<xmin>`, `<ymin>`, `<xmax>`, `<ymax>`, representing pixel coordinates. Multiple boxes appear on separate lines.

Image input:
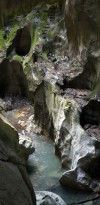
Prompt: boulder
<box><xmin>36</xmin><ymin>191</ymin><xmax>66</xmax><ymax>205</ymax></box>
<box><xmin>19</xmin><ymin>134</ymin><xmax>35</xmax><ymax>160</ymax></box>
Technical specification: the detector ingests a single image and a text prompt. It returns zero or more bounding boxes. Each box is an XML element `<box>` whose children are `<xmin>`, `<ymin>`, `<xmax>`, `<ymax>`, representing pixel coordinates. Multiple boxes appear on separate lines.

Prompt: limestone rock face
<box><xmin>34</xmin><ymin>80</ymin><xmax>100</xmax><ymax>191</ymax></box>
<box><xmin>64</xmin><ymin>0</ymin><xmax>100</xmax><ymax>95</ymax></box>
<box><xmin>0</xmin><ymin>114</ymin><xmax>36</xmax><ymax>205</ymax></box>
<box><xmin>65</xmin><ymin>0</ymin><xmax>100</xmax><ymax>53</ymax></box>
<box><xmin>0</xmin><ymin>59</ymin><xmax>29</xmax><ymax>98</ymax></box>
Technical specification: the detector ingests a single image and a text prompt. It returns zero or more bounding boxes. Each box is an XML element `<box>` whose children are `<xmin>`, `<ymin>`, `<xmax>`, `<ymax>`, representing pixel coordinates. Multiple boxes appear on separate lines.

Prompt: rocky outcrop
<box><xmin>0</xmin><ymin>59</ymin><xmax>29</xmax><ymax>98</ymax></box>
<box><xmin>0</xmin><ymin>114</ymin><xmax>36</xmax><ymax>205</ymax></box>
<box><xmin>34</xmin><ymin>80</ymin><xmax>100</xmax><ymax>192</ymax></box>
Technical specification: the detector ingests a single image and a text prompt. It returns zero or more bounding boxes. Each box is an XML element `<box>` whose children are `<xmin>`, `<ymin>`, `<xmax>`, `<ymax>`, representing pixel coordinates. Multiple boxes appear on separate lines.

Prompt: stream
<box><xmin>4</xmin><ymin>99</ymin><xmax>95</xmax><ymax>204</ymax></box>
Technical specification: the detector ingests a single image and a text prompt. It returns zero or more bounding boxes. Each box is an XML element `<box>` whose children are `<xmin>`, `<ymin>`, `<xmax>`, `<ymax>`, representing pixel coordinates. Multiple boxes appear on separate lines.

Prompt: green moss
<box><xmin>12</xmin><ymin>54</ymin><xmax>23</xmax><ymax>63</ymax></box>
<box><xmin>0</xmin><ymin>24</ymin><xmax>19</xmax><ymax>49</ymax></box>
<box><xmin>0</xmin><ymin>30</ymin><xmax>5</xmax><ymax>48</ymax></box>
<box><xmin>40</xmin><ymin>12</ymin><xmax>48</xmax><ymax>21</ymax></box>
<box><xmin>47</xmin><ymin>30</ymin><xmax>55</xmax><ymax>39</ymax></box>
<box><xmin>23</xmin><ymin>24</ymin><xmax>39</xmax><ymax>68</ymax></box>
<box><xmin>42</xmin><ymin>52</ymin><xmax>48</xmax><ymax>61</ymax></box>
<box><xmin>6</xmin><ymin>24</ymin><xmax>19</xmax><ymax>47</ymax></box>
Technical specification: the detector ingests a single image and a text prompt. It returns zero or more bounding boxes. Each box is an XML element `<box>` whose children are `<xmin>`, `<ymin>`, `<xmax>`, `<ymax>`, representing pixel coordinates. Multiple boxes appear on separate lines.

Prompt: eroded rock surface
<box><xmin>6</xmin><ymin>26</ymin><xmax>31</xmax><ymax>57</ymax></box>
<box><xmin>0</xmin><ymin>114</ymin><xmax>36</xmax><ymax>205</ymax></box>
<box><xmin>0</xmin><ymin>0</ymin><xmax>100</xmax><ymax>200</ymax></box>
<box><xmin>34</xmin><ymin>80</ymin><xmax>100</xmax><ymax>192</ymax></box>
<box><xmin>64</xmin><ymin>0</ymin><xmax>100</xmax><ymax>96</ymax></box>
<box><xmin>36</xmin><ymin>191</ymin><xmax>66</xmax><ymax>205</ymax></box>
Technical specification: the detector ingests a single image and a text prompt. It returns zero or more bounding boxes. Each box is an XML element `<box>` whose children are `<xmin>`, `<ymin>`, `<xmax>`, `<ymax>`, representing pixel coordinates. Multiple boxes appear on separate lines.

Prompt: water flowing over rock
<box><xmin>34</xmin><ymin>80</ymin><xmax>100</xmax><ymax>192</ymax></box>
<box><xmin>0</xmin><ymin>114</ymin><xmax>36</xmax><ymax>205</ymax></box>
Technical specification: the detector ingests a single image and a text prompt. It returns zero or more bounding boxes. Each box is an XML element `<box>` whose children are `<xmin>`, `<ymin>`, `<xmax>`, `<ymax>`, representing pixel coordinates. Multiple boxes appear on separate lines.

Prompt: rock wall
<box><xmin>0</xmin><ymin>114</ymin><xmax>36</xmax><ymax>205</ymax></box>
<box><xmin>0</xmin><ymin>0</ymin><xmax>65</xmax><ymax>27</ymax></box>
<box><xmin>64</xmin><ymin>0</ymin><xmax>100</xmax><ymax>96</ymax></box>
<box><xmin>33</xmin><ymin>0</ymin><xmax>100</xmax><ymax>194</ymax></box>
<box><xmin>34</xmin><ymin>80</ymin><xmax>100</xmax><ymax>192</ymax></box>
<box><xmin>65</xmin><ymin>0</ymin><xmax>100</xmax><ymax>53</ymax></box>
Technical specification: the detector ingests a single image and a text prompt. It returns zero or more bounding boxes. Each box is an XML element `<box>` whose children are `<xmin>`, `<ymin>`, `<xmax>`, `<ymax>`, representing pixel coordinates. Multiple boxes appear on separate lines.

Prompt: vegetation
<box><xmin>0</xmin><ymin>24</ymin><xmax>19</xmax><ymax>49</ymax></box>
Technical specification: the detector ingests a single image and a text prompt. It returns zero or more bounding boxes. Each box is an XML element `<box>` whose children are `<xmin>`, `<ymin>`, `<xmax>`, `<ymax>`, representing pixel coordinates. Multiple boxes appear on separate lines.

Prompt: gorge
<box><xmin>0</xmin><ymin>0</ymin><xmax>100</xmax><ymax>205</ymax></box>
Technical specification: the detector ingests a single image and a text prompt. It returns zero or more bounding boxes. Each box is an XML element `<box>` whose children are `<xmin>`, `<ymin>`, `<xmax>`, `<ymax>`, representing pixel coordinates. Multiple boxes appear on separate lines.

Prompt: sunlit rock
<box><xmin>36</xmin><ymin>191</ymin><xmax>66</xmax><ymax>205</ymax></box>
<box><xmin>34</xmin><ymin>80</ymin><xmax>100</xmax><ymax>191</ymax></box>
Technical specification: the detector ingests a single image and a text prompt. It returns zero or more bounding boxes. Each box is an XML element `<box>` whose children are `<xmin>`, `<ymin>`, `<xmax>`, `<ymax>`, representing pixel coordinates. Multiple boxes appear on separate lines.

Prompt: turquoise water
<box><xmin>5</xmin><ymin>104</ymin><xmax>95</xmax><ymax>204</ymax></box>
<box><xmin>27</xmin><ymin>133</ymin><xmax>93</xmax><ymax>204</ymax></box>
<box><xmin>27</xmin><ymin>133</ymin><xmax>66</xmax><ymax>191</ymax></box>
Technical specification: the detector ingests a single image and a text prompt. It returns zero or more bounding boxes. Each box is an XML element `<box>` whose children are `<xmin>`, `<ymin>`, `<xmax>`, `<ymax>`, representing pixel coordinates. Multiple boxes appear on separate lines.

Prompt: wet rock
<box><xmin>78</xmin><ymin>197</ymin><xmax>100</xmax><ymax>205</ymax></box>
<box><xmin>0</xmin><ymin>113</ymin><xmax>36</xmax><ymax>205</ymax></box>
<box><xmin>0</xmin><ymin>113</ymin><xmax>35</xmax><ymax>161</ymax></box>
<box><xmin>19</xmin><ymin>134</ymin><xmax>35</xmax><ymax>160</ymax></box>
<box><xmin>60</xmin><ymin>167</ymin><xmax>100</xmax><ymax>192</ymax></box>
<box><xmin>36</xmin><ymin>191</ymin><xmax>66</xmax><ymax>205</ymax></box>
<box><xmin>34</xmin><ymin>80</ymin><xmax>100</xmax><ymax>192</ymax></box>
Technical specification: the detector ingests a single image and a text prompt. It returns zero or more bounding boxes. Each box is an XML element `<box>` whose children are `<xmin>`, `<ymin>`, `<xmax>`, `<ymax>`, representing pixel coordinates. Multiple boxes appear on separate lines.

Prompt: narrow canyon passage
<box><xmin>3</xmin><ymin>98</ymin><xmax>97</xmax><ymax>204</ymax></box>
<box><xmin>0</xmin><ymin>1</ymin><xmax>100</xmax><ymax>204</ymax></box>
